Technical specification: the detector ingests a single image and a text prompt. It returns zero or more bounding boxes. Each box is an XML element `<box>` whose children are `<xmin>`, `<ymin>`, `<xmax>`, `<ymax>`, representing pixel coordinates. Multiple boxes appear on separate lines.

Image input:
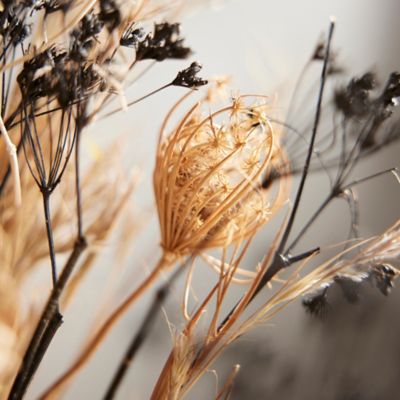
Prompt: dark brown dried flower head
<box><xmin>99</xmin><ymin>0</ymin><xmax>120</xmax><ymax>32</ymax></box>
<box><xmin>334</xmin><ymin>72</ymin><xmax>376</xmax><ymax>118</ymax></box>
<box><xmin>134</xmin><ymin>22</ymin><xmax>192</xmax><ymax>62</ymax></box>
<box><xmin>302</xmin><ymin>285</ymin><xmax>331</xmax><ymax>318</ymax></box>
<box><xmin>172</xmin><ymin>62</ymin><xmax>208</xmax><ymax>88</ymax></box>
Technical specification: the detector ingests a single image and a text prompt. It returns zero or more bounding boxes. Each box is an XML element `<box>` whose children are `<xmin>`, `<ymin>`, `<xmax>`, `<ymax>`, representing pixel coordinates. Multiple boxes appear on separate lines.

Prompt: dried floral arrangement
<box><xmin>0</xmin><ymin>1</ymin><xmax>399</xmax><ymax>399</ymax></box>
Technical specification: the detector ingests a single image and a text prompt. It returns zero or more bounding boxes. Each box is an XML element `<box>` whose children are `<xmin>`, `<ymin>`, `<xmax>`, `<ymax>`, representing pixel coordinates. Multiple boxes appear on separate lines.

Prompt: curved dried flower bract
<box><xmin>154</xmin><ymin>95</ymin><xmax>287</xmax><ymax>257</ymax></box>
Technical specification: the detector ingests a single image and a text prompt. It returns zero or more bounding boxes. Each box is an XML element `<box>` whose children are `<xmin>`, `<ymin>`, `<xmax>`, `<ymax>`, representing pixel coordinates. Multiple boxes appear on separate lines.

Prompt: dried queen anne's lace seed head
<box><xmin>154</xmin><ymin>96</ymin><xmax>287</xmax><ymax>257</ymax></box>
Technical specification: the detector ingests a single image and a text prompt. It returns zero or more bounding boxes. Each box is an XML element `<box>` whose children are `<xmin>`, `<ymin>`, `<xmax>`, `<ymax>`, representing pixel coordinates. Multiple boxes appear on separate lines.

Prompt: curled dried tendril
<box><xmin>154</xmin><ymin>95</ymin><xmax>288</xmax><ymax>257</ymax></box>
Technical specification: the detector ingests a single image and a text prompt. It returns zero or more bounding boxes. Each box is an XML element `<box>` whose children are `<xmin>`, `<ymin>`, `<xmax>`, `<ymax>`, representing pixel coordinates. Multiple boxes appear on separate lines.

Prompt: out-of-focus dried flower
<box><xmin>334</xmin><ymin>274</ymin><xmax>363</xmax><ymax>303</ymax></box>
<box><xmin>70</xmin><ymin>12</ymin><xmax>104</xmax><ymax>61</ymax></box>
<box><xmin>370</xmin><ymin>263</ymin><xmax>397</xmax><ymax>296</ymax></box>
<box><xmin>99</xmin><ymin>0</ymin><xmax>121</xmax><ymax>32</ymax></box>
<box><xmin>302</xmin><ymin>285</ymin><xmax>331</xmax><ymax>317</ymax></box>
<box><xmin>120</xmin><ymin>24</ymin><xmax>144</xmax><ymax>47</ymax></box>
<box><xmin>172</xmin><ymin>62</ymin><xmax>208</xmax><ymax>88</ymax></box>
<box><xmin>334</xmin><ymin>72</ymin><xmax>376</xmax><ymax>118</ymax></box>
<box><xmin>134</xmin><ymin>22</ymin><xmax>192</xmax><ymax>62</ymax></box>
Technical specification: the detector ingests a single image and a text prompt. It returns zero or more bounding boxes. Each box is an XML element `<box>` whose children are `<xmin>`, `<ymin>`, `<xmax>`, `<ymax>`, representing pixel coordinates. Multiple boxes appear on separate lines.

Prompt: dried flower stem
<box><xmin>8</xmin><ymin>237</ymin><xmax>87</xmax><ymax>400</ymax></box>
<box><xmin>42</xmin><ymin>192</ymin><xmax>58</xmax><ymax>288</ymax></box>
<box><xmin>100</xmin><ymin>82</ymin><xmax>172</xmax><ymax>120</ymax></box>
<box><xmin>9</xmin><ymin>127</ymin><xmax>88</xmax><ymax>400</ymax></box>
<box><xmin>215</xmin><ymin>364</ymin><xmax>240</xmax><ymax>400</ymax></box>
<box><xmin>252</xmin><ymin>19</ymin><xmax>335</xmax><ymax>293</ymax></box>
<box><xmin>277</xmin><ymin>17</ymin><xmax>335</xmax><ymax>257</ymax></box>
<box><xmin>0</xmin><ymin>114</ymin><xmax>21</xmax><ymax>206</ymax></box>
<box><xmin>103</xmin><ymin>258</ymin><xmax>191</xmax><ymax>400</ymax></box>
<box><xmin>40</xmin><ymin>255</ymin><xmax>175</xmax><ymax>399</ymax></box>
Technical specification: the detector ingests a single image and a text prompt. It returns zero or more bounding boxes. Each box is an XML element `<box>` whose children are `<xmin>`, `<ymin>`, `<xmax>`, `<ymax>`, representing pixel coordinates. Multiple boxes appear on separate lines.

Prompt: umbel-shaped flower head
<box><xmin>154</xmin><ymin>95</ymin><xmax>287</xmax><ymax>258</ymax></box>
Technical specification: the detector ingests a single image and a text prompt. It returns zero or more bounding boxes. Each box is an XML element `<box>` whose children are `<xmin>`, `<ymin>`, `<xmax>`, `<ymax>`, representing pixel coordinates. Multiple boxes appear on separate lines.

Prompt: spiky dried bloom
<box><xmin>154</xmin><ymin>95</ymin><xmax>288</xmax><ymax>258</ymax></box>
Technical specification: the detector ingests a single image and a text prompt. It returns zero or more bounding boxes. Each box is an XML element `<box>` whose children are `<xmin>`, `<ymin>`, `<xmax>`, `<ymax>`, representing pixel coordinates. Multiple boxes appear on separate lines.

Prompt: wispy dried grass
<box><xmin>151</xmin><ymin>220</ymin><xmax>400</xmax><ymax>399</ymax></box>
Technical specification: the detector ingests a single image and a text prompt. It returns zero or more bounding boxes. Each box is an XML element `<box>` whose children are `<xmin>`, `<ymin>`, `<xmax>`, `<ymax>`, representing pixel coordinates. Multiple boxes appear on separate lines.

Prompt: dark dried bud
<box><xmin>302</xmin><ymin>286</ymin><xmax>330</xmax><ymax>318</ymax></box>
<box><xmin>135</xmin><ymin>22</ymin><xmax>192</xmax><ymax>62</ymax></box>
<box><xmin>361</xmin><ymin>72</ymin><xmax>400</xmax><ymax>149</ymax></box>
<box><xmin>312</xmin><ymin>40</ymin><xmax>341</xmax><ymax>75</ymax></box>
<box><xmin>172</xmin><ymin>62</ymin><xmax>208</xmax><ymax>88</ymax></box>
<box><xmin>10</xmin><ymin>20</ymin><xmax>31</xmax><ymax>45</ymax></box>
<box><xmin>99</xmin><ymin>0</ymin><xmax>121</xmax><ymax>32</ymax></box>
<box><xmin>17</xmin><ymin>47</ymin><xmax>67</xmax><ymax>100</ymax></box>
<box><xmin>262</xmin><ymin>168</ymin><xmax>281</xmax><ymax>189</ymax></box>
<box><xmin>381</xmin><ymin>72</ymin><xmax>400</xmax><ymax>108</ymax></box>
<box><xmin>312</xmin><ymin>41</ymin><xmax>325</xmax><ymax>61</ymax></box>
<box><xmin>72</xmin><ymin>12</ymin><xmax>103</xmax><ymax>42</ymax></box>
<box><xmin>70</xmin><ymin>13</ymin><xmax>104</xmax><ymax>61</ymax></box>
<box><xmin>370</xmin><ymin>264</ymin><xmax>397</xmax><ymax>296</ymax></box>
<box><xmin>39</xmin><ymin>0</ymin><xmax>73</xmax><ymax>14</ymax></box>
<box><xmin>120</xmin><ymin>25</ymin><xmax>145</xmax><ymax>48</ymax></box>
<box><xmin>334</xmin><ymin>72</ymin><xmax>376</xmax><ymax>118</ymax></box>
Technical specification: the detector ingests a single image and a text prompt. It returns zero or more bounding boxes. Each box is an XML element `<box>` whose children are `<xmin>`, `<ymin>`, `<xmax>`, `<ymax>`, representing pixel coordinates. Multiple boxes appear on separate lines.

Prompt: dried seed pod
<box><xmin>154</xmin><ymin>95</ymin><xmax>287</xmax><ymax>257</ymax></box>
<box><xmin>172</xmin><ymin>62</ymin><xmax>208</xmax><ymax>88</ymax></box>
<box><xmin>302</xmin><ymin>286</ymin><xmax>331</xmax><ymax>318</ymax></box>
<box><xmin>370</xmin><ymin>263</ymin><xmax>397</xmax><ymax>296</ymax></box>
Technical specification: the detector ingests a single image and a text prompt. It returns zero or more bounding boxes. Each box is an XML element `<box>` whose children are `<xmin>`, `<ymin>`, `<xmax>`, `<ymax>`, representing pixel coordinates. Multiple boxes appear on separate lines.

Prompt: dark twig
<box><xmin>42</xmin><ymin>191</ymin><xmax>58</xmax><ymax>287</ymax></box>
<box><xmin>9</xmin><ymin>119</ymin><xmax>88</xmax><ymax>399</ymax></box>
<box><xmin>276</xmin><ymin>18</ymin><xmax>335</xmax><ymax>256</ymax></box>
<box><xmin>103</xmin><ymin>258</ymin><xmax>191</xmax><ymax>400</ymax></box>
<box><xmin>217</xmin><ymin>19</ymin><xmax>335</xmax><ymax>331</ymax></box>
<box><xmin>8</xmin><ymin>236</ymin><xmax>87</xmax><ymax>400</ymax></box>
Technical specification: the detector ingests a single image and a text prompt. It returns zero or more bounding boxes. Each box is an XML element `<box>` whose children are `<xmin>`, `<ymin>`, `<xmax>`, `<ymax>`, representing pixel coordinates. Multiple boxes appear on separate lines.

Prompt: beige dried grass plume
<box><xmin>151</xmin><ymin>220</ymin><xmax>400</xmax><ymax>399</ymax></box>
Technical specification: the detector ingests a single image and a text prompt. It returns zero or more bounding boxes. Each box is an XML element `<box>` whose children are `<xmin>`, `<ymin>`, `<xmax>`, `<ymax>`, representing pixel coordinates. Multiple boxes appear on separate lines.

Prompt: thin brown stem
<box><xmin>8</xmin><ymin>124</ymin><xmax>88</xmax><ymax>399</ymax></box>
<box><xmin>42</xmin><ymin>192</ymin><xmax>58</xmax><ymax>288</ymax></box>
<box><xmin>100</xmin><ymin>83</ymin><xmax>172</xmax><ymax>120</ymax></box>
